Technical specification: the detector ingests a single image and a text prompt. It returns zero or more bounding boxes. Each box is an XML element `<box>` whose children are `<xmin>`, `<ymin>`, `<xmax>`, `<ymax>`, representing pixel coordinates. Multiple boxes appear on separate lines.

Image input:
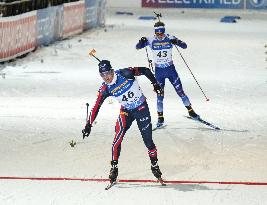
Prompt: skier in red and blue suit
<box><xmin>82</xmin><ymin>60</ymin><xmax>164</xmax><ymax>183</ymax></box>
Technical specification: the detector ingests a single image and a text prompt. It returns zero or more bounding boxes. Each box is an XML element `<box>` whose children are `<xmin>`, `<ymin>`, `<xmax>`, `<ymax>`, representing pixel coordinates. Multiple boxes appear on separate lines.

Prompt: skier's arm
<box><xmin>136</xmin><ymin>37</ymin><xmax>149</xmax><ymax>50</ymax></box>
<box><xmin>120</xmin><ymin>67</ymin><xmax>156</xmax><ymax>84</ymax></box>
<box><xmin>133</xmin><ymin>67</ymin><xmax>158</xmax><ymax>84</ymax></box>
<box><xmin>82</xmin><ymin>84</ymin><xmax>109</xmax><ymax>139</ymax></box>
<box><xmin>120</xmin><ymin>67</ymin><xmax>163</xmax><ymax>95</ymax></box>
<box><xmin>88</xmin><ymin>84</ymin><xmax>109</xmax><ymax>125</ymax></box>
<box><xmin>170</xmin><ymin>36</ymin><xmax>187</xmax><ymax>49</ymax></box>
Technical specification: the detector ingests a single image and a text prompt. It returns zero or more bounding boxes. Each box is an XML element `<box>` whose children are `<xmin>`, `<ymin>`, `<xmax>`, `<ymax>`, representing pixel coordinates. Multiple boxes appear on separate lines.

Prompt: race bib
<box><xmin>116</xmin><ymin>80</ymin><xmax>145</xmax><ymax>109</ymax></box>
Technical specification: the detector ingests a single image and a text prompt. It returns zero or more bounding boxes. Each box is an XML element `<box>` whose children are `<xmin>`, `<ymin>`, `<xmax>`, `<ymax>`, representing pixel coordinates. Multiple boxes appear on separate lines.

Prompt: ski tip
<box><xmin>158</xmin><ymin>178</ymin><xmax>167</xmax><ymax>186</ymax></box>
<box><xmin>105</xmin><ymin>181</ymin><xmax>117</xmax><ymax>190</ymax></box>
<box><xmin>161</xmin><ymin>182</ymin><xmax>167</xmax><ymax>186</ymax></box>
<box><xmin>104</xmin><ymin>187</ymin><xmax>110</xmax><ymax>190</ymax></box>
<box><xmin>152</xmin><ymin>124</ymin><xmax>167</xmax><ymax>131</ymax></box>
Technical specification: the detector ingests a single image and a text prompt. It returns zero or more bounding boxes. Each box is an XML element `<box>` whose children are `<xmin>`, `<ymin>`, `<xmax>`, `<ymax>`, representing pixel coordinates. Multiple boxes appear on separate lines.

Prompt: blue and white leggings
<box><xmin>155</xmin><ymin>64</ymin><xmax>191</xmax><ymax>113</ymax></box>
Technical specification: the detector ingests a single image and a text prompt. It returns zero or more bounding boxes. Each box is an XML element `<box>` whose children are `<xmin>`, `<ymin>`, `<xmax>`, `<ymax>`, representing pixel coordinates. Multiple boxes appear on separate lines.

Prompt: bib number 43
<box><xmin>157</xmin><ymin>51</ymin><xmax>167</xmax><ymax>58</ymax></box>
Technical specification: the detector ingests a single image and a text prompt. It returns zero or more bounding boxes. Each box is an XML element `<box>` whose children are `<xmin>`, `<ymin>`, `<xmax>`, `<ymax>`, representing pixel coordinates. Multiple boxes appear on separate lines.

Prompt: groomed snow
<box><xmin>0</xmin><ymin>8</ymin><xmax>267</xmax><ymax>205</ymax></box>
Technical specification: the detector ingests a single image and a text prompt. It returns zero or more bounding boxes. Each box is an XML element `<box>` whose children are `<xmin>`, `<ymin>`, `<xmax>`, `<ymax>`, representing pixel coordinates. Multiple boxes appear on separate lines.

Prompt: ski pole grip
<box><xmin>89</xmin><ymin>49</ymin><xmax>96</xmax><ymax>57</ymax></box>
<box><xmin>88</xmin><ymin>49</ymin><xmax>101</xmax><ymax>62</ymax></box>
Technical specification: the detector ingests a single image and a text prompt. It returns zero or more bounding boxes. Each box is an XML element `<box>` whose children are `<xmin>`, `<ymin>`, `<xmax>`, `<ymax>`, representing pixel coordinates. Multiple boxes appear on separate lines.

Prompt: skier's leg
<box><xmin>109</xmin><ymin>109</ymin><xmax>133</xmax><ymax>182</ymax></box>
<box><xmin>135</xmin><ymin>102</ymin><xmax>162</xmax><ymax>179</ymax></box>
<box><xmin>168</xmin><ymin>65</ymin><xmax>199</xmax><ymax>118</ymax></box>
<box><xmin>155</xmin><ymin>67</ymin><xmax>166</xmax><ymax>126</ymax></box>
<box><xmin>112</xmin><ymin>110</ymin><xmax>133</xmax><ymax>161</ymax></box>
<box><xmin>168</xmin><ymin>65</ymin><xmax>190</xmax><ymax>106</ymax></box>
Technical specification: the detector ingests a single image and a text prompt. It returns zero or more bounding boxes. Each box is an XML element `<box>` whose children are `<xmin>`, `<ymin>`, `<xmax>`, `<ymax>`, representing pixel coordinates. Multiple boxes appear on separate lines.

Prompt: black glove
<box><xmin>170</xmin><ymin>38</ymin><xmax>178</xmax><ymax>45</ymax></box>
<box><xmin>140</xmin><ymin>37</ymin><xmax>148</xmax><ymax>44</ymax></box>
<box><xmin>152</xmin><ymin>83</ymin><xmax>164</xmax><ymax>96</ymax></box>
<box><xmin>170</xmin><ymin>39</ymin><xmax>187</xmax><ymax>49</ymax></box>
<box><xmin>82</xmin><ymin>123</ymin><xmax>92</xmax><ymax>139</ymax></box>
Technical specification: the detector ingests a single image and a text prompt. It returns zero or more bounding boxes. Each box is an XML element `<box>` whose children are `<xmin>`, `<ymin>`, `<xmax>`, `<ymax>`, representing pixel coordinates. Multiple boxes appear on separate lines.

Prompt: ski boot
<box><xmin>151</xmin><ymin>159</ymin><xmax>165</xmax><ymax>185</ymax></box>
<box><xmin>151</xmin><ymin>159</ymin><xmax>162</xmax><ymax>179</ymax></box>
<box><xmin>156</xmin><ymin>112</ymin><xmax>165</xmax><ymax>128</ymax></box>
<box><xmin>186</xmin><ymin>105</ymin><xmax>199</xmax><ymax>119</ymax></box>
<box><xmin>108</xmin><ymin>160</ymin><xmax>118</xmax><ymax>183</ymax></box>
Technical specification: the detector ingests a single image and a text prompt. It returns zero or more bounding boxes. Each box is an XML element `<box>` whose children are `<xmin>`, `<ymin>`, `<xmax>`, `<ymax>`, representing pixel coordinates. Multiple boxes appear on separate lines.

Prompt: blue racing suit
<box><xmin>136</xmin><ymin>34</ymin><xmax>191</xmax><ymax>113</ymax></box>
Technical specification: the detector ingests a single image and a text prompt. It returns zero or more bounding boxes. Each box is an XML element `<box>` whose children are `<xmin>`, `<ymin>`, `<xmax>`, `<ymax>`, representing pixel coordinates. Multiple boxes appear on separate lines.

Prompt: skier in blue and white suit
<box><xmin>136</xmin><ymin>21</ymin><xmax>199</xmax><ymax>128</ymax></box>
<box><xmin>82</xmin><ymin>60</ymin><xmax>164</xmax><ymax>183</ymax></box>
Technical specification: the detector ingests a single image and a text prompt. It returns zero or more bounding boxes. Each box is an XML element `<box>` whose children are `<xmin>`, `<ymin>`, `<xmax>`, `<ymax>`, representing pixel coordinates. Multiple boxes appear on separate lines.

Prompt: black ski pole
<box><xmin>89</xmin><ymin>49</ymin><xmax>101</xmax><ymax>62</ymax></box>
<box><xmin>174</xmin><ymin>45</ymin><xmax>210</xmax><ymax>101</ymax></box>
<box><xmin>86</xmin><ymin>103</ymin><xmax>89</xmax><ymax>122</ymax></box>
<box><xmin>145</xmin><ymin>47</ymin><xmax>154</xmax><ymax>72</ymax></box>
<box><xmin>82</xmin><ymin>103</ymin><xmax>90</xmax><ymax>140</ymax></box>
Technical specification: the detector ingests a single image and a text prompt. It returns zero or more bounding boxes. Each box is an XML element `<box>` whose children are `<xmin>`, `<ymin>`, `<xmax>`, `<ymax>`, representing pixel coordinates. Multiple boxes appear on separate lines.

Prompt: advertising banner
<box><xmin>37</xmin><ymin>5</ymin><xmax>64</xmax><ymax>45</ymax></box>
<box><xmin>0</xmin><ymin>11</ymin><xmax>37</xmax><ymax>62</ymax></box>
<box><xmin>84</xmin><ymin>0</ymin><xmax>106</xmax><ymax>29</ymax></box>
<box><xmin>63</xmin><ymin>1</ymin><xmax>85</xmax><ymax>38</ymax></box>
<box><xmin>0</xmin><ymin>0</ymin><xmax>105</xmax><ymax>62</ymax></box>
<box><xmin>37</xmin><ymin>7</ymin><xmax>55</xmax><ymax>46</ymax></box>
<box><xmin>96</xmin><ymin>0</ymin><xmax>106</xmax><ymax>27</ymax></box>
<box><xmin>142</xmin><ymin>0</ymin><xmax>244</xmax><ymax>9</ymax></box>
<box><xmin>246</xmin><ymin>0</ymin><xmax>267</xmax><ymax>9</ymax></box>
<box><xmin>84</xmin><ymin>0</ymin><xmax>98</xmax><ymax>29</ymax></box>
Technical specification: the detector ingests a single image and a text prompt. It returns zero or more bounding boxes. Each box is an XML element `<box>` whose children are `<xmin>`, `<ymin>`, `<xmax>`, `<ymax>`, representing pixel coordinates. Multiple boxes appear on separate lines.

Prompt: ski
<box><xmin>105</xmin><ymin>179</ymin><xmax>166</xmax><ymax>189</ymax></box>
<box><xmin>185</xmin><ymin>116</ymin><xmax>220</xmax><ymax>130</ymax></box>
<box><xmin>105</xmin><ymin>181</ymin><xmax>117</xmax><ymax>190</ymax></box>
<box><xmin>158</xmin><ymin>178</ymin><xmax>167</xmax><ymax>186</ymax></box>
<box><xmin>152</xmin><ymin>124</ymin><xmax>167</xmax><ymax>131</ymax></box>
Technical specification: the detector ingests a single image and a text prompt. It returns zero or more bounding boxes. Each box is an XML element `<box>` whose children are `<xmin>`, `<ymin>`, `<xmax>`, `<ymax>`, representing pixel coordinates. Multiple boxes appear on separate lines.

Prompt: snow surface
<box><xmin>1</xmin><ymin>8</ymin><xmax>267</xmax><ymax>205</ymax></box>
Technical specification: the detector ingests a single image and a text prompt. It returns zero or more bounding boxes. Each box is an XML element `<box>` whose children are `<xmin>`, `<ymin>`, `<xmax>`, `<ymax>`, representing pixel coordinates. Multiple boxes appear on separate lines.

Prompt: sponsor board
<box><xmin>246</xmin><ymin>0</ymin><xmax>267</xmax><ymax>9</ymax></box>
<box><xmin>0</xmin><ymin>11</ymin><xmax>37</xmax><ymax>62</ymax></box>
<box><xmin>63</xmin><ymin>1</ymin><xmax>85</xmax><ymax>38</ymax></box>
<box><xmin>142</xmin><ymin>0</ymin><xmax>244</xmax><ymax>9</ymax></box>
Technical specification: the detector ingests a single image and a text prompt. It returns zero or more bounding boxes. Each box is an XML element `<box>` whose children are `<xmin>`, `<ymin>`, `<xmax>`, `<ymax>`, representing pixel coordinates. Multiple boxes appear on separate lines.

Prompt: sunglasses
<box><xmin>155</xmin><ymin>32</ymin><xmax>164</xmax><ymax>36</ymax></box>
<box><xmin>100</xmin><ymin>70</ymin><xmax>113</xmax><ymax>77</ymax></box>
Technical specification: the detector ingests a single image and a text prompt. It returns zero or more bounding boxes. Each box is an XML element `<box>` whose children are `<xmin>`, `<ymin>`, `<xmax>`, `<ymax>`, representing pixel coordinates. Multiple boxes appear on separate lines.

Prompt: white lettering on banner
<box><xmin>146</xmin><ymin>0</ymin><xmax>156</xmax><ymax>2</ymax></box>
<box><xmin>232</xmin><ymin>0</ymin><xmax>241</xmax><ymax>4</ymax></box>
<box><xmin>204</xmin><ymin>0</ymin><xmax>213</xmax><ymax>3</ymax></box>
<box><xmin>172</xmin><ymin>0</ymin><xmax>215</xmax><ymax>4</ymax></box>
<box><xmin>220</xmin><ymin>0</ymin><xmax>240</xmax><ymax>4</ymax></box>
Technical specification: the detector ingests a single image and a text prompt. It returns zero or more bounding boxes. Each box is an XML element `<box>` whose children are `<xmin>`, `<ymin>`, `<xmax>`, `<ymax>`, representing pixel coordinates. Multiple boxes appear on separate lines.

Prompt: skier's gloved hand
<box><xmin>140</xmin><ymin>37</ymin><xmax>148</xmax><ymax>44</ymax></box>
<box><xmin>179</xmin><ymin>40</ymin><xmax>187</xmax><ymax>49</ymax></box>
<box><xmin>170</xmin><ymin>38</ymin><xmax>178</xmax><ymax>45</ymax></box>
<box><xmin>152</xmin><ymin>83</ymin><xmax>164</xmax><ymax>96</ymax></box>
<box><xmin>170</xmin><ymin>39</ymin><xmax>187</xmax><ymax>49</ymax></box>
<box><xmin>82</xmin><ymin>123</ymin><xmax>92</xmax><ymax>139</ymax></box>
